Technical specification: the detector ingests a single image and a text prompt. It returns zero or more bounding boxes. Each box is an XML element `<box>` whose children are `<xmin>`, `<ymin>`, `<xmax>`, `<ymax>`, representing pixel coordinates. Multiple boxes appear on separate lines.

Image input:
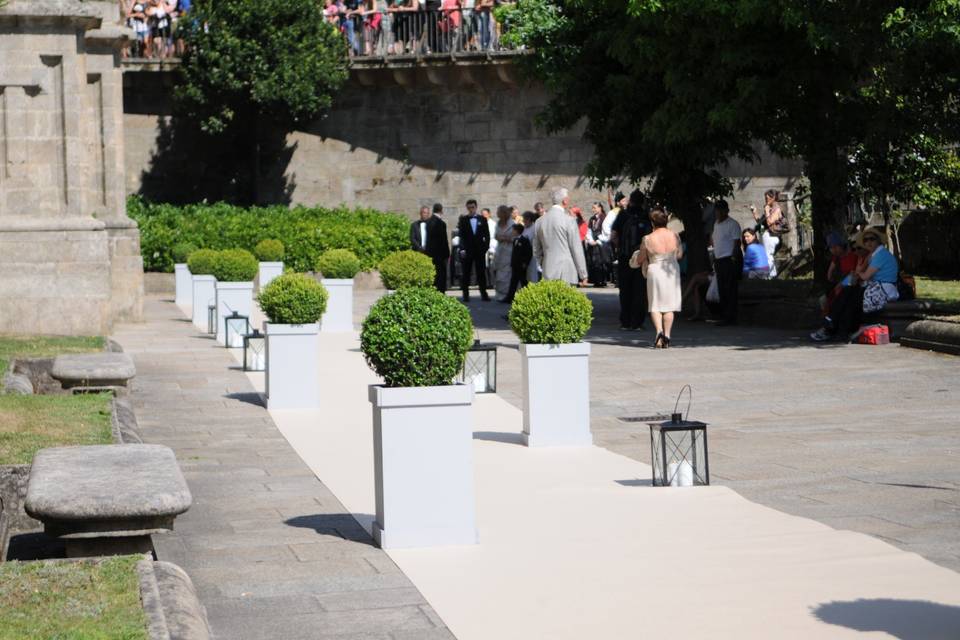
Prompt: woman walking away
<box><xmin>750</xmin><ymin>189</ymin><xmax>787</xmax><ymax>277</ymax></box>
<box><xmin>629</xmin><ymin>208</ymin><xmax>683</xmax><ymax>348</ymax></box>
<box><xmin>492</xmin><ymin>205</ymin><xmax>514</xmax><ymax>301</ymax></box>
<box><xmin>741</xmin><ymin>229</ymin><xmax>770</xmax><ymax>279</ymax></box>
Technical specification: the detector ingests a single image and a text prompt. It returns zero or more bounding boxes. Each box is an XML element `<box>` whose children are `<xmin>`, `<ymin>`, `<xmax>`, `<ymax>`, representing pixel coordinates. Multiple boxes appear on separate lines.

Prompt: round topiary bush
<box><xmin>255</xmin><ymin>239</ymin><xmax>285</xmax><ymax>262</ymax></box>
<box><xmin>186</xmin><ymin>249</ymin><xmax>219</xmax><ymax>276</ymax></box>
<box><xmin>258</xmin><ymin>273</ymin><xmax>329</xmax><ymax>324</ymax></box>
<box><xmin>172</xmin><ymin>242</ymin><xmax>198</xmax><ymax>264</ymax></box>
<box><xmin>361</xmin><ymin>288</ymin><xmax>473</xmax><ymax>387</ymax></box>
<box><xmin>211</xmin><ymin>249</ymin><xmax>259</xmax><ymax>282</ymax></box>
<box><xmin>508</xmin><ymin>280</ymin><xmax>593</xmax><ymax>344</ymax></box>
<box><xmin>378</xmin><ymin>250</ymin><xmax>435</xmax><ymax>290</ymax></box>
<box><xmin>315</xmin><ymin>249</ymin><xmax>362</xmax><ymax>279</ymax></box>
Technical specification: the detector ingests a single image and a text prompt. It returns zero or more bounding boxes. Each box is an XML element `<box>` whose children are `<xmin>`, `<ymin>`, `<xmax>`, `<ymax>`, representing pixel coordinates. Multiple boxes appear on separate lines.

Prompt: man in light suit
<box><xmin>533</xmin><ymin>187</ymin><xmax>588</xmax><ymax>286</ymax></box>
<box><xmin>410</xmin><ymin>204</ymin><xmax>450</xmax><ymax>292</ymax></box>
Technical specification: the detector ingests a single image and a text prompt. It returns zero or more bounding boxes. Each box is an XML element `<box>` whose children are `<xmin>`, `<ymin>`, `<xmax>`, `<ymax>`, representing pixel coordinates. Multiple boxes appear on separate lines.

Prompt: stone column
<box><xmin>0</xmin><ymin>0</ymin><xmax>143</xmax><ymax>335</ymax></box>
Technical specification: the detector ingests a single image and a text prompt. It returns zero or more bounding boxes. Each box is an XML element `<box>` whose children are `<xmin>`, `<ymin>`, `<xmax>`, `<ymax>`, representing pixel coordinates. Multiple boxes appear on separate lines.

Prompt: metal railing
<box><xmin>332</xmin><ymin>7</ymin><xmax>519</xmax><ymax>59</ymax></box>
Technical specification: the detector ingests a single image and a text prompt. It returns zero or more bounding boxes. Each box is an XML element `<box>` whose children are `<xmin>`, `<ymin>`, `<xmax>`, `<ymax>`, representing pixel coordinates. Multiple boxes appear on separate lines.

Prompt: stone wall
<box><xmin>0</xmin><ymin>0</ymin><xmax>144</xmax><ymax>335</ymax></box>
<box><xmin>124</xmin><ymin>62</ymin><xmax>802</xmax><ymax>233</ymax></box>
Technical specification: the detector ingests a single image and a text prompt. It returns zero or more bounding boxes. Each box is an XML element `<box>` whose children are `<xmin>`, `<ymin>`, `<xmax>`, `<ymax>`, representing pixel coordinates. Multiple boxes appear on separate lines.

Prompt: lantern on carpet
<box><xmin>457</xmin><ymin>337</ymin><xmax>497</xmax><ymax>393</ymax></box>
<box><xmin>648</xmin><ymin>385</ymin><xmax>710</xmax><ymax>487</ymax></box>
<box><xmin>224</xmin><ymin>311</ymin><xmax>250</xmax><ymax>348</ymax></box>
<box><xmin>243</xmin><ymin>329</ymin><xmax>266</xmax><ymax>371</ymax></box>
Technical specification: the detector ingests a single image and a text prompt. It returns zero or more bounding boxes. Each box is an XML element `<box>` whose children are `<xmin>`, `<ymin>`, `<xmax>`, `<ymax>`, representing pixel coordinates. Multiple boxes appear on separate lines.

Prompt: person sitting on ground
<box><xmin>741</xmin><ymin>228</ymin><xmax>770</xmax><ymax>279</ymax></box>
<box><xmin>504</xmin><ymin>223</ymin><xmax>531</xmax><ymax>303</ymax></box>
<box><xmin>810</xmin><ymin>228</ymin><xmax>899</xmax><ymax>342</ymax></box>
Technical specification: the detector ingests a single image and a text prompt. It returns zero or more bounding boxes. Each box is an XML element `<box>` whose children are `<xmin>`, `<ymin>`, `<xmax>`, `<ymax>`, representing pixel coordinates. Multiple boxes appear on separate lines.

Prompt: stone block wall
<box><xmin>125</xmin><ymin>62</ymin><xmax>802</xmax><ymax>231</ymax></box>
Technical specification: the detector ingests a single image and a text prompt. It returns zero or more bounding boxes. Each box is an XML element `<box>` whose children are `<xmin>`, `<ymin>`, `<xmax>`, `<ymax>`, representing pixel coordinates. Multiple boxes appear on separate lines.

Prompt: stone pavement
<box><xmin>113</xmin><ymin>297</ymin><xmax>453</xmax><ymax>640</ymax></box>
<box><xmin>356</xmin><ymin>287</ymin><xmax>960</xmax><ymax>572</ymax></box>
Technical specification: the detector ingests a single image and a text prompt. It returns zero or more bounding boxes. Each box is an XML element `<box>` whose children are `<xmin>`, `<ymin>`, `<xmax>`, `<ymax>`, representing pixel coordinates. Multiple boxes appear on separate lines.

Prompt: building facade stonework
<box><xmin>0</xmin><ymin>0</ymin><xmax>143</xmax><ymax>335</ymax></box>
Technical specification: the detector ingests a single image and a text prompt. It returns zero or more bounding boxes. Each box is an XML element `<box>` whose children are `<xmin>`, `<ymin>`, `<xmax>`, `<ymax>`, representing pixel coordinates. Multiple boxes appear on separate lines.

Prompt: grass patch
<box><xmin>0</xmin><ymin>393</ymin><xmax>113</xmax><ymax>466</ymax></box>
<box><xmin>0</xmin><ymin>555</ymin><xmax>148</xmax><ymax>640</ymax></box>
<box><xmin>915</xmin><ymin>277</ymin><xmax>960</xmax><ymax>305</ymax></box>
<box><xmin>0</xmin><ymin>335</ymin><xmax>104</xmax><ymax>376</ymax></box>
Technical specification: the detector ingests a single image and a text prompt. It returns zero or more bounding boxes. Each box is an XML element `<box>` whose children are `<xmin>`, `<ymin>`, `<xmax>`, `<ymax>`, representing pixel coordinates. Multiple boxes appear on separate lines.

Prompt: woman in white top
<box><xmin>629</xmin><ymin>208</ymin><xmax>683</xmax><ymax>348</ymax></box>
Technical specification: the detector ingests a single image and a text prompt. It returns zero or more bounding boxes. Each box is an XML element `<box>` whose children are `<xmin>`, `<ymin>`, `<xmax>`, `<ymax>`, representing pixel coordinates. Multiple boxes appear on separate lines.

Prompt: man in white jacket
<box><xmin>533</xmin><ymin>188</ymin><xmax>588</xmax><ymax>286</ymax></box>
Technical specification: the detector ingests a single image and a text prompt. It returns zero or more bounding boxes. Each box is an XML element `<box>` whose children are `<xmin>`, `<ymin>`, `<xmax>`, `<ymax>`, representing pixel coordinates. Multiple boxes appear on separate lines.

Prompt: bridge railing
<box><xmin>344</xmin><ymin>8</ymin><xmax>519</xmax><ymax>59</ymax></box>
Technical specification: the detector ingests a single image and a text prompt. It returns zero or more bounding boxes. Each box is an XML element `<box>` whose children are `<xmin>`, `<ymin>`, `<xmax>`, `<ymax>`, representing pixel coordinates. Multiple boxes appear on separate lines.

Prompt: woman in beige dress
<box><xmin>492</xmin><ymin>205</ymin><xmax>514</xmax><ymax>301</ymax></box>
<box><xmin>629</xmin><ymin>208</ymin><xmax>683</xmax><ymax>348</ymax></box>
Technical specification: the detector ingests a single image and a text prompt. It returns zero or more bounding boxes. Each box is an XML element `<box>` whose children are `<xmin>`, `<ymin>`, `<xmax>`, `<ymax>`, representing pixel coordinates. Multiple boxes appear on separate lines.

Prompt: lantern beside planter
<box><xmin>243</xmin><ymin>329</ymin><xmax>266</xmax><ymax>371</ymax></box>
<box><xmin>457</xmin><ymin>339</ymin><xmax>497</xmax><ymax>394</ymax></box>
<box><xmin>648</xmin><ymin>417</ymin><xmax>710</xmax><ymax>487</ymax></box>
<box><xmin>214</xmin><ymin>281</ymin><xmax>254</xmax><ymax>346</ymax></box>
<box><xmin>224</xmin><ymin>312</ymin><xmax>250</xmax><ymax>349</ymax></box>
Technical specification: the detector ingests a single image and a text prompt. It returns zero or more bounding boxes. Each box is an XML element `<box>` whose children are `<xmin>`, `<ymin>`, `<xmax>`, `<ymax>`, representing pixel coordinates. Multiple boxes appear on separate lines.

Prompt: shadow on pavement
<box><xmin>284</xmin><ymin>514</ymin><xmax>377</xmax><ymax>546</ymax></box>
<box><xmin>813</xmin><ymin>598</ymin><xmax>960</xmax><ymax>639</ymax></box>
<box><xmin>473</xmin><ymin>431</ymin><xmax>525</xmax><ymax>446</ymax></box>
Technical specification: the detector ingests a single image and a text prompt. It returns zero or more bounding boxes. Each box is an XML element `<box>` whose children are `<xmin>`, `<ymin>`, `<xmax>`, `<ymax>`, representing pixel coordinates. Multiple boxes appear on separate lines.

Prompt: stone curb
<box><xmin>901</xmin><ymin>319</ymin><xmax>960</xmax><ymax>356</ymax></box>
<box><xmin>137</xmin><ymin>556</ymin><xmax>212</xmax><ymax>640</ymax></box>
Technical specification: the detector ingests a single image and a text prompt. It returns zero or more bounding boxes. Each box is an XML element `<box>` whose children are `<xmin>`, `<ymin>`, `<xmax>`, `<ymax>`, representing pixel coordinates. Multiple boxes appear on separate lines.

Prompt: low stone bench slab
<box><xmin>51</xmin><ymin>353</ymin><xmax>136</xmax><ymax>389</ymax></box>
<box><xmin>24</xmin><ymin>444</ymin><xmax>191</xmax><ymax>557</ymax></box>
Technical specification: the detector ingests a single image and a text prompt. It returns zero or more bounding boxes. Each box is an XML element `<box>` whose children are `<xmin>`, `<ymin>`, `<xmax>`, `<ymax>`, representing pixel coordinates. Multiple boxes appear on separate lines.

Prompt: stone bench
<box><xmin>51</xmin><ymin>353</ymin><xmax>136</xmax><ymax>391</ymax></box>
<box><xmin>24</xmin><ymin>444</ymin><xmax>192</xmax><ymax>557</ymax></box>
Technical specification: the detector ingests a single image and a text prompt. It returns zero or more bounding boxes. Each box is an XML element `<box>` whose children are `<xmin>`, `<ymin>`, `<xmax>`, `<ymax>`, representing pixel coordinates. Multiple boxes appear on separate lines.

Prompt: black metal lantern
<box><xmin>224</xmin><ymin>311</ymin><xmax>250</xmax><ymax>348</ymax></box>
<box><xmin>207</xmin><ymin>304</ymin><xmax>217</xmax><ymax>335</ymax></box>
<box><xmin>648</xmin><ymin>386</ymin><xmax>709</xmax><ymax>487</ymax></box>
<box><xmin>243</xmin><ymin>329</ymin><xmax>266</xmax><ymax>371</ymax></box>
<box><xmin>457</xmin><ymin>339</ymin><xmax>497</xmax><ymax>393</ymax></box>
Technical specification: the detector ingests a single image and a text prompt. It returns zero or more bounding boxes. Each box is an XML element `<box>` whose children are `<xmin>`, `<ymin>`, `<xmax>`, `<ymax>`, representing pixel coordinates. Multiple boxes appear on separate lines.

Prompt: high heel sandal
<box><xmin>662</xmin><ymin>336</ymin><xmax>671</xmax><ymax>349</ymax></box>
<box><xmin>654</xmin><ymin>333</ymin><xmax>664</xmax><ymax>349</ymax></box>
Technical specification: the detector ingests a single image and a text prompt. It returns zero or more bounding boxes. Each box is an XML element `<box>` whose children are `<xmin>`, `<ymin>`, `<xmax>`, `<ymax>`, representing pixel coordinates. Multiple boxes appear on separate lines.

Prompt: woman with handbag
<box><xmin>629</xmin><ymin>208</ymin><xmax>683</xmax><ymax>348</ymax></box>
<box><xmin>750</xmin><ymin>189</ymin><xmax>788</xmax><ymax>278</ymax></box>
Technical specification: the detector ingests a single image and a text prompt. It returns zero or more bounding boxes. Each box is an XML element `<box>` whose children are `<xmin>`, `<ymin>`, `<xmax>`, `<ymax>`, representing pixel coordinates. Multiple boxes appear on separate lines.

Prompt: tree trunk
<box><xmin>804</xmin><ymin>147</ymin><xmax>848</xmax><ymax>283</ymax></box>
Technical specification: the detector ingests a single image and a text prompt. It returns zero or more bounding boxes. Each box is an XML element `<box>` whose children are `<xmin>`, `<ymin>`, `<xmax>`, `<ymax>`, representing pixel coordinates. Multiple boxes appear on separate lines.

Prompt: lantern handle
<box><xmin>673</xmin><ymin>384</ymin><xmax>692</xmax><ymax>422</ymax></box>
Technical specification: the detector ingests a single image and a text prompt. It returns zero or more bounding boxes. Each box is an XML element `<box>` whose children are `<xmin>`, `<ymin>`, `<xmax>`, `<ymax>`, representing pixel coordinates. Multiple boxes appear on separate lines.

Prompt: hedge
<box><xmin>129</xmin><ymin>197</ymin><xmax>409</xmax><ymax>273</ymax></box>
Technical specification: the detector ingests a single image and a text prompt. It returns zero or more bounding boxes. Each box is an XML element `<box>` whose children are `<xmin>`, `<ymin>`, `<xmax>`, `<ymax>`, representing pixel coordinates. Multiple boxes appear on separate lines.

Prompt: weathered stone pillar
<box><xmin>0</xmin><ymin>0</ymin><xmax>143</xmax><ymax>335</ymax></box>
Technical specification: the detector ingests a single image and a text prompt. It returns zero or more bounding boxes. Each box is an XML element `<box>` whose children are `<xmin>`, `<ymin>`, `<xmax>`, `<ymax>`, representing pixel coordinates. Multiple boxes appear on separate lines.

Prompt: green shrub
<box><xmin>128</xmin><ymin>196</ymin><xmax>409</xmax><ymax>273</ymax></box>
<box><xmin>316</xmin><ymin>249</ymin><xmax>361</xmax><ymax>279</ymax></box>
<box><xmin>258</xmin><ymin>273</ymin><xmax>328</xmax><ymax>324</ymax></box>
<box><xmin>378</xmin><ymin>251</ymin><xmax>435</xmax><ymax>290</ymax></box>
<box><xmin>255</xmin><ymin>239</ymin><xmax>285</xmax><ymax>262</ymax></box>
<box><xmin>172</xmin><ymin>242</ymin><xmax>198</xmax><ymax>264</ymax></box>
<box><xmin>361</xmin><ymin>288</ymin><xmax>473</xmax><ymax>387</ymax></box>
<box><xmin>211</xmin><ymin>249</ymin><xmax>259</xmax><ymax>282</ymax></box>
<box><xmin>508</xmin><ymin>280</ymin><xmax>593</xmax><ymax>344</ymax></box>
<box><xmin>186</xmin><ymin>249</ymin><xmax>219</xmax><ymax>276</ymax></box>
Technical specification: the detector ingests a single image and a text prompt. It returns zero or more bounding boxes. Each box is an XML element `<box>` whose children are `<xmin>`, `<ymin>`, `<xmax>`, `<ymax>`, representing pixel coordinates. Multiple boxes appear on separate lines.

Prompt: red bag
<box><xmin>857</xmin><ymin>325</ymin><xmax>890</xmax><ymax>345</ymax></box>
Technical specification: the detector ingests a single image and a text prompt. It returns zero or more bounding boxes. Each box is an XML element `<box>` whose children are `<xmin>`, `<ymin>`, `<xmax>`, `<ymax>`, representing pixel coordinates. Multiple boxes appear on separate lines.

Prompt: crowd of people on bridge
<box><xmin>119</xmin><ymin>0</ymin><xmax>517</xmax><ymax>60</ymax></box>
<box><xmin>409</xmin><ymin>187</ymin><xmax>903</xmax><ymax>347</ymax></box>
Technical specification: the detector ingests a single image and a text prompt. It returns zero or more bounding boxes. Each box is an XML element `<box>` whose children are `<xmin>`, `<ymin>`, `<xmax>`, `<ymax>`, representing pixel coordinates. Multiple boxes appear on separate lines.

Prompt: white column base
<box><xmin>258</xmin><ymin>262</ymin><xmax>283</xmax><ymax>291</ymax></box>
<box><xmin>520</xmin><ymin>342</ymin><xmax>593</xmax><ymax>447</ymax></box>
<box><xmin>321</xmin><ymin>279</ymin><xmax>354</xmax><ymax>332</ymax></box>
<box><xmin>191</xmin><ymin>275</ymin><xmax>217</xmax><ymax>331</ymax></box>
<box><xmin>266</xmin><ymin>323</ymin><xmax>320</xmax><ymax>410</ymax></box>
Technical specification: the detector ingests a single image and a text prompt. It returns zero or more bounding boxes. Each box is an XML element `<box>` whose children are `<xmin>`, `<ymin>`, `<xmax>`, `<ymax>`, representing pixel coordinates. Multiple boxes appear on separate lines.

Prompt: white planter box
<box><xmin>258</xmin><ymin>262</ymin><xmax>283</xmax><ymax>291</ymax></box>
<box><xmin>215</xmin><ymin>281</ymin><xmax>254</xmax><ymax>346</ymax></box>
<box><xmin>174</xmin><ymin>264</ymin><xmax>192</xmax><ymax>308</ymax></box>
<box><xmin>191</xmin><ymin>275</ymin><xmax>216</xmax><ymax>331</ymax></box>
<box><xmin>520</xmin><ymin>342</ymin><xmax>592</xmax><ymax>447</ymax></box>
<box><xmin>321</xmin><ymin>279</ymin><xmax>354</xmax><ymax>332</ymax></box>
<box><xmin>266</xmin><ymin>323</ymin><xmax>320</xmax><ymax>410</ymax></box>
<box><xmin>370</xmin><ymin>384</ymin><xmax>477</xmax><ymax>549</ymax></box>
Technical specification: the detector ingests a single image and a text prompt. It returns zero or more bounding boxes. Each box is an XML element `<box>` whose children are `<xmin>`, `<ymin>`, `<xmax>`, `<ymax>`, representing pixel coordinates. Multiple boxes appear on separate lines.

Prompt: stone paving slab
<box><xmin>113</xmin><ymin>297</ymin><xmax>454</xmax><ymax>640</ymax></box>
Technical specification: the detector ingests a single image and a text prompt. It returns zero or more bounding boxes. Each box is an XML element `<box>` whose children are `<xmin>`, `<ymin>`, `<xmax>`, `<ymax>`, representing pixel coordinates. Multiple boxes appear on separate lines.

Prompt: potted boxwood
<box><xmin>187</xmin><ymin>249</ymin><xmax>219</xmax><ymax>331</ymax></box>
<box><xmin>377</xmin><ymin>250</ymin><xmax>435</xmax><ymax>291</ymax></box>
<box><xmin>173</xmin><ymin>242</ymin><xmax>197</xmax><ymax>311</ymax></box>
<box><xmin>255</xmin><ymin>239</ymin><xmax>285</xmax><ymax>291</ymax></box>
<box><xmin>361</xmin><ymin>288</ymin><xmax>477</xmax><ymax>548</ymax></box>
<box><xmin>212</xmin><ymin>249</ymin><xmax>259</xmax><ymax>346</ymax></box>
<box><xmin>315</xmin><ymin>249</ymin><xmax>362</xmax><ymax>332</ymax></box>
<box><xmin>258</xmin><ymin>273</ymin><xmax>329</xmax><ymax>410</ymax></box>
<box><xmin>508</xmin><ymin>280</ymin><xmax>594</xmax><ymax>447</ymax></box>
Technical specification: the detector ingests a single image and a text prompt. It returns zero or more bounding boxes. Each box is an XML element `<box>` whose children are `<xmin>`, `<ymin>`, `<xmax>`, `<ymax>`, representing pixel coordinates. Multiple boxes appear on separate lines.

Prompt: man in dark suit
<box><xmin>410</xmin><ymin>204</ymin><xmax>450</xmax><ymax>292</ymax></box>
<box><xmin>456</xmin><ymin>199</ymin><xmax>490</xmax><ymax>302</ymax></box>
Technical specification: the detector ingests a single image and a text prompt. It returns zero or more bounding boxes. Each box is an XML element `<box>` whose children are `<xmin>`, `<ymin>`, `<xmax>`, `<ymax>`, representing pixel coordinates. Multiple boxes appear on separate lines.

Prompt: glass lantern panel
<box><xmin>462</xmin><ymin>349</ymin><xmax>495</xmax><ymax>393</ymax></box>
<box><xmin>225</xmin><ymin>316</ymin><xmax>250</xmax><ymax>348</ymax></box>
<box><xmin>244</xmin><ymin>336</ymin><xmax>266</xmax><ymax>371</ymax></box>
<box><xmin>650</xmin><ymin>425</ymin><xmax>710</xmax><ymax>486</ymax></box>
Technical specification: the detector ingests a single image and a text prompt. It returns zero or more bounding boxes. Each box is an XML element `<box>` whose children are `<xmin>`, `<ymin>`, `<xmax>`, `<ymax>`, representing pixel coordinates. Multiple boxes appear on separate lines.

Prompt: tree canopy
<box><xmin>500</xmin><ymin>0</ymin><xmax>960</xmax><ymax>278</ymax></box>
<box><xmin>175</xmin><ymin>0</ymin><xmax>349</xmax><ymax>135</ymax></box>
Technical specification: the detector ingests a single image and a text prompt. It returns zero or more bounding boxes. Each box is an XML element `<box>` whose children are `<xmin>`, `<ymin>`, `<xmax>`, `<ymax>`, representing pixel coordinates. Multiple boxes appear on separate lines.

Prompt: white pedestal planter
<box><xmin>321</xmin><ymin>279</ymin><xmax>354</xmax><ymax>332</ymax></box>
<box><xmin>265</xmin><ymin>323</ymin><xmax>320</xmax><ymax>410</ymax></box>
<box><xmin>520</xmin><ymin>342</ymin><xmax>592</xmax><ymax>447</ymax></box>
<box><xmin>369</xmin><ymin>384</ymin><xmax>477</xmax><ymax>549</ymax></box>
<box><xmin>215</xmin><ymin>281</ymin><xmax>254</xmax><ymax>346</ymax></box>
<box><xmin>191</xmin><ymin>275</ymin><xmax>216</xmax><ymax>331</ymax></box>
<box><xmin>258</xmin><ymin>262</ymin><xmax>283</xmax><ymax>291</ymax></box>
<box><xmin>174</xmin><ymin>264</ymin><xmax>191</xmax><ymax>309</ymax></box>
